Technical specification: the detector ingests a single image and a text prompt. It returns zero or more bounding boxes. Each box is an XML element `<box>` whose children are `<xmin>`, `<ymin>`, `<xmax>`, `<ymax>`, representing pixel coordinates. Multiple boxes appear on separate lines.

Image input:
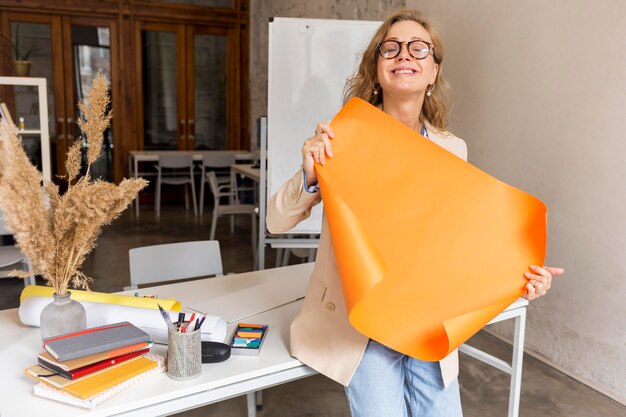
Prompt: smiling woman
<box><xmin>267</xmin><ymin>8</ymin><xmax>563</xmax><ymax>417</ymax></box>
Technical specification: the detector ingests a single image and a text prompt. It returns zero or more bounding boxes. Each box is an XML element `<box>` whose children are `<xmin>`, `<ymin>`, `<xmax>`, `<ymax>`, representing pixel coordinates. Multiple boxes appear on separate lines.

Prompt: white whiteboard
<box><xmin>267</xmin><ymin>17</ymin><xmax>381</xmax><ymax>234</ymax></box>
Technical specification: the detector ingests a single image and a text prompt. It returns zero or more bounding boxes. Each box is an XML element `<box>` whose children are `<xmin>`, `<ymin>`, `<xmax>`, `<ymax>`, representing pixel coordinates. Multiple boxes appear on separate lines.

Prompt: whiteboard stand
<box><xmin>257</xmin><ymin>116</ymin><xmax>320</xmax><ymax>270</ymax></box>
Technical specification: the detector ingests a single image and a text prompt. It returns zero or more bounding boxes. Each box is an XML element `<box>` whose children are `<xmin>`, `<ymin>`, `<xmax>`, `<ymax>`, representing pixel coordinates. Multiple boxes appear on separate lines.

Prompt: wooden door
<box><xmin>0</xmin><ymin>13</ymin><xmax>120</xmax><ymax>181</ymax></box>
<box><xmin>136</xmin><ymin>22</ymin><xmax>239</xmax><ymax>151</ymax></box>
<box><xmin>0</xmin><ymin>12</ymin><xmax>65</xmax><ymax>176</ymax></box>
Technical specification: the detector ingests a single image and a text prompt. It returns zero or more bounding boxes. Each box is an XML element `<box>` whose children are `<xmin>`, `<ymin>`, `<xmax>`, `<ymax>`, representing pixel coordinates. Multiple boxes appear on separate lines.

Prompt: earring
<box><xmin>373</xmin><ymin>81</ymin><xmax>381</xmax><ymax>95</ymax></box>
<box><xmin>426</xmin><ymin>83</ymin><xmax>435</xmax><ymax>97</ymax></box>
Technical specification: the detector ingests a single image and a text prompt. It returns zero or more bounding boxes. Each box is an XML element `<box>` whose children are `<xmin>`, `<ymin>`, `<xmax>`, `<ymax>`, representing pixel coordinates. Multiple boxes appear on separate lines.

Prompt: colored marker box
<box><xmin>229</xmin><ymin>323</ymin><xmax>268</xmax><ymax>356</ymax></box>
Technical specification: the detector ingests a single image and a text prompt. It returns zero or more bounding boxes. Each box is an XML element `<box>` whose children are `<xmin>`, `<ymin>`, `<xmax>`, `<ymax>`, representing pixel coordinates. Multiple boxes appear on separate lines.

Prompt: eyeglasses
<box><xmin>378</xmin><ymin>39</ymin><xmax>434</xmax><ymax>60</ymax></box>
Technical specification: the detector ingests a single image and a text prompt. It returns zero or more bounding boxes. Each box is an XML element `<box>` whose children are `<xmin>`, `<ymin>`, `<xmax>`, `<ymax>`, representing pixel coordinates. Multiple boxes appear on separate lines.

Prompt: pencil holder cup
<box><xmin>167</xmin><ymin>327</ymin><xmax>202</xmax><ymax>381</ymax></box>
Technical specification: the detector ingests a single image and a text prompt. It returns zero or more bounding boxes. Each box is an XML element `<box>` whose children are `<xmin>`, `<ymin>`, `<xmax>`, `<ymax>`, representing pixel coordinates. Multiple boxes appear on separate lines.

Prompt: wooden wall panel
<box><xmin>0</xmin><ymin>0</ymin><xmax>249</xmax><ymax>182</ymax></box>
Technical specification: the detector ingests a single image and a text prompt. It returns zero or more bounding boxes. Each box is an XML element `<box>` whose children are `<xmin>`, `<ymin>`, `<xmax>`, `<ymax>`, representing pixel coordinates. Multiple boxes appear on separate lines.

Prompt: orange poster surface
<box><xmin>316</xmin><ymin>98</ymin><xmax>546</xmax><ymax>361</ymax></box>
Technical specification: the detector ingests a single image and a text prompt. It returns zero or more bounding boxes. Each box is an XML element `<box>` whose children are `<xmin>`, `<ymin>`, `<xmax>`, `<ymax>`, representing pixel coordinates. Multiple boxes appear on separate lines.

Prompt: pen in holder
<box><xmin>167</xmin><ymin>326</ymin><xmax>202</xmax><ymax>381</ymax></box>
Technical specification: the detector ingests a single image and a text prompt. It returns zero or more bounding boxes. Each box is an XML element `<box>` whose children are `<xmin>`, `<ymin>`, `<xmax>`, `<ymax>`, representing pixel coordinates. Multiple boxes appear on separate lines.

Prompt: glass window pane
<box><xmin>71</xmin><ymin>25</ymin><xmax>113</xmax><ymax>181</ymax></box>
<box><xmin>194</xmin><ymin>34</ymin><xmax>227</xmax><ymax>150</ymax></box>
<box><xmin>142</xmin><ymin>30</ymin><xmax>178</xmax><ymax>150</ymax></box>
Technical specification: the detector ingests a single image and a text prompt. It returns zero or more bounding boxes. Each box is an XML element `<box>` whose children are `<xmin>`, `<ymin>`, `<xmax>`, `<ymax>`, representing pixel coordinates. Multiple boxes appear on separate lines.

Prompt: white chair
<box><xmin>126</xmin><ymin>239</ymin><xmax>259</xmax><ymax>416</ymax></box>
<box><xmin>126</xmin><ymin>240</ymin><xmax>223</xmax><ymax>290</ymax></box>
<box><xmin>207</xmin><ymin>171</ymin><xmax>257</xmax><ymax>254</ymax></box>
<box><xmin>0</xmin><ymin>210</ymin><xmax>36</xmax><ymax>286</ymax></box>
<box><xmin>155</xmin><ymin>154</ymin><xmax>197</xmax><ymax>217</ymax></box>
<box><xmin>199</xmin><ymin>153</ymin><xmax>236</xmax><ymax>215</ymax></box>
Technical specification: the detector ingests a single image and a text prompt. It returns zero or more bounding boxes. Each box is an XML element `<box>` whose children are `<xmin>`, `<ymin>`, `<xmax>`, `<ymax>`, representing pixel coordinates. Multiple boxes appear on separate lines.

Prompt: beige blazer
<box><xmin>266</xmin><ymin>126</ymin><xmax>468</xmax><ymax>387</ymax></box>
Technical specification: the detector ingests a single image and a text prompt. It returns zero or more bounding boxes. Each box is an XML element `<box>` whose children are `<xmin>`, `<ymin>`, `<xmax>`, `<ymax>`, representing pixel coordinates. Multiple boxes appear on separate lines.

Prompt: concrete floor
<box><xmin>1</xmin><ymin>203</ymin><xmax>624</xmax><ymax>417</ymax></box>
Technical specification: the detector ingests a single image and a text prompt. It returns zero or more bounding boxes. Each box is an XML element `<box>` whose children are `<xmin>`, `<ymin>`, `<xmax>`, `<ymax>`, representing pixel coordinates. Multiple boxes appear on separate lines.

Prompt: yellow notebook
<box><xmin>32</xmin><ymin>355</ymin><xmax>165</xmax><ymax>409</ymax></box>
<box><xmin>25</xmin><ymin>356</ymin><xmax>143</xmax><ymax>388</ymax></box>
<box><xmin>27</xmin><ymin>356</ymin><xmax>158</xmax><ymax>399</ymax></box>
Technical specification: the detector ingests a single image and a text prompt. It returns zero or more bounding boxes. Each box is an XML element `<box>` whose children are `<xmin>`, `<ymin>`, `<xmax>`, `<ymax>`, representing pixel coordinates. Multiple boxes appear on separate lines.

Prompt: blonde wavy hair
<box><xmin>343</xmin><ymin>9</ymin><xmax>451</xmax><ymax>132</ymax></box>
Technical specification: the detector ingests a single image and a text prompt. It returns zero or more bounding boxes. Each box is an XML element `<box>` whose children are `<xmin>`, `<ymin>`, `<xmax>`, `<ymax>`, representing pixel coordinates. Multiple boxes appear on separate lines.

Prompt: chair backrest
<box><xmin>159</xmin><ymin>154</ymin><xmax>194</xmax><ymax>169</ymax></box>
<box><xmin>202</xmin><ymin>153</ymin><xmax>236</xmax><ymax>169</ymax></box>
<box><xmin>0</xmin><ymin>210</ymin><xmax>10</xmax><ymax>236</ymax></box>
<box><xmin>206</xmin><ymin>171</ymin><xmax>225</xmax><ymax>201</ymax></box>
<box><xmin>129</xmin><ymin>240</ymin><xmax>223</xmax><ymax>287</ymax></box>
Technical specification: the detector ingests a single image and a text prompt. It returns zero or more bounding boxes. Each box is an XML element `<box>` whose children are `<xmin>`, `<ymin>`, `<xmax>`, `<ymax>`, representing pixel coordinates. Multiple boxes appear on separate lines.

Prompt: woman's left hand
<box><xmin>523</xmin><ymin>265</ymin><xmax>565</xmax><ymax>301</ymax></box>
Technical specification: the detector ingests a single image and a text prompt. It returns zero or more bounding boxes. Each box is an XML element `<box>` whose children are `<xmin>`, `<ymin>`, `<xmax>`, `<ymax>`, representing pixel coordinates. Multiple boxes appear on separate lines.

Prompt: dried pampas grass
<box><xmin>0</xmin><ymin>73</ymin><xmax>147</xmax><ymax>294</ymax></box>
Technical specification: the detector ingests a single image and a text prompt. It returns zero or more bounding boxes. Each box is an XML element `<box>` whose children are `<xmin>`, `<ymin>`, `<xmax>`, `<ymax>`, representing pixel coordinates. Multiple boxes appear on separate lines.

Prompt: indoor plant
<box><xmin>0</xmin><ymin>74</ymin><xmax>148</xmax><ymax>338</ymax></box>
<box><xmin>0</xmin><ymin>24</ymin><xmax>38</xmax><ymax>76</ymax></box>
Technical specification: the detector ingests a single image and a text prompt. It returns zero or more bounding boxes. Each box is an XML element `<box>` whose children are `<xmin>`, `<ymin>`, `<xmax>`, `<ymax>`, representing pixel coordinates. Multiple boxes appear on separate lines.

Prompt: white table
<box><xmin>128</xmin><ymin>150</ymin><xmax>258</xmax><ymax>215</ymax></box>
<box><xmin>230</xmin><ymin>163</ymin><xmax>261</xmax><ymax>206</ymax></box>
<box><xmin>230</xmin><ymin>164</ymin><xmax>260</xmax><ymax>182</ymax></box>
<box><xmin>0</xmin><ymin>263</ymin><xmax>528</xmax><ymax>417</ymax></box>
<box><xmin>0</xmin><ymin>263</ymin><xmax>315</xmax><ymax>417</ymax></box>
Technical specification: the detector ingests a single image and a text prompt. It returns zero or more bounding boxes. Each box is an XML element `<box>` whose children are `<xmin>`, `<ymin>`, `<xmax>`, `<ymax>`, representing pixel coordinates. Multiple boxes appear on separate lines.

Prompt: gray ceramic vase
<box><xmin>40</xmin><ymin>291</ymin><xmax>87</xmax><ymax>341</ymax></box>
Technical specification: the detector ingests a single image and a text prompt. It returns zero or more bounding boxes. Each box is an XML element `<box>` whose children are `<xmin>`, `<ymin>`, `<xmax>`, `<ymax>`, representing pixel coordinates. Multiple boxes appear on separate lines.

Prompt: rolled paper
<box><xmin>316</xmin><ymin>98</ymin><xmax>546</xmax><ymax>361</ymax></box>
<box><xmin>18</xmin><ymin>296</ymin><xmax>226</xmax><ymax>344</ymax></box>
<box><xmin>20</xmin><ymin>285</ymin><xmax>181</xmax><ymax>311</ymax></box>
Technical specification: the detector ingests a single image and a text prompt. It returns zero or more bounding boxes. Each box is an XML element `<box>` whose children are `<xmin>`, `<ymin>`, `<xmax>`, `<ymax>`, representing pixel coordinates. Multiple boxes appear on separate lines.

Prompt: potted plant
<box><xmin>0</xmin><ymin>24</ymin><xmax>38</xmax><ymax>76</ymax></box>
<box><xmin>0</xmin><ymin>74</ymin><xmax>148</xmax><ymax>338</ymax></box>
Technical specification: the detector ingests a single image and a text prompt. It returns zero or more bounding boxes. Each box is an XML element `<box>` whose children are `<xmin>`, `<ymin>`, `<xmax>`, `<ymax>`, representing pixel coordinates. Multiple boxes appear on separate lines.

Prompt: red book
<box><xmin>38</xmin><ymin>341</ymin><xmax>153</xmax><ymax>371</ymax></box>
<box><xmin>38</xmin><ymin>349</ymin><xmax>149</xmax><ymax>380</ymax></box>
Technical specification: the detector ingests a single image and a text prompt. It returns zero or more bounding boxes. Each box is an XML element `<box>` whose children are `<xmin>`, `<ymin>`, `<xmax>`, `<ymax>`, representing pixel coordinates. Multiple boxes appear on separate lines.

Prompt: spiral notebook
<box><xmin>32</xmin><ymin>354</ymin><xmax>164</xmax><ymax>409</ymax></box>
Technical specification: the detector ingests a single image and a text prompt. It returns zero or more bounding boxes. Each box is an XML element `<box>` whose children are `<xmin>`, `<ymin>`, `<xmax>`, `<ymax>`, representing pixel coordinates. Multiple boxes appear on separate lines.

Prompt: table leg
<box><xmin>256</xmin><ymin>390</ymin><xmax>263</xmax><ymax>410</ymax></box>
<box><xmin>508</xmin><ymin>309</ymin><xmax>526</xmax><ymax>417</ymax></box>
<box><xmin>246</xmin><ymin>392</ymin><xmax>257</xmax><ymax>417</ymax></box>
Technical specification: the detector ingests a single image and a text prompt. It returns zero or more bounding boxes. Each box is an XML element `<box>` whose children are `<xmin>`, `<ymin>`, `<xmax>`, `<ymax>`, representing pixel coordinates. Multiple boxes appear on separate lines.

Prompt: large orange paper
<box><xmin>316</xmin><ymin>98</ymin><xmax>546</xmax><ymax>361</ymax></box>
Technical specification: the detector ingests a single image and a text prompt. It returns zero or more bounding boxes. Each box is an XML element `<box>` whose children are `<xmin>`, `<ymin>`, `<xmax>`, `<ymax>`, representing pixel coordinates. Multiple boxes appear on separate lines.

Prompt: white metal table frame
<box><xmin>459</xmin><ymin>297</ymin><xmax>528</xmax><ymax>417</ymax></box>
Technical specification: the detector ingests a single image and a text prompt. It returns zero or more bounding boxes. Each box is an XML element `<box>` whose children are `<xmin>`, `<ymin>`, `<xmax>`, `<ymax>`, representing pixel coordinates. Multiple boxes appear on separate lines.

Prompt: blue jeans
<box><xmin>346</xmin><ymin>339</ymin><xmax>463</xmax><ymax>417</ymax></box>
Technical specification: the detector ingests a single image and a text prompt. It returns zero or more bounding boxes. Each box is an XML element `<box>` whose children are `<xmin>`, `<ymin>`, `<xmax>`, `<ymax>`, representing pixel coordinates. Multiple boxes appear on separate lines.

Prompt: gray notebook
<box><xmin>43</xmin><ymin>322</ymin><xmax>151</xmax><ymax>361</ymax></box>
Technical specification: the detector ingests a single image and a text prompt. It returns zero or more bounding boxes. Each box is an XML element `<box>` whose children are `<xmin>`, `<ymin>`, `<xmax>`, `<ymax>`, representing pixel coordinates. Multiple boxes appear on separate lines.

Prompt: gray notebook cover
<box><xmin>43</xmin><ymin>322</ymin><xmax>151</xmax><ymax>361</ymax></box>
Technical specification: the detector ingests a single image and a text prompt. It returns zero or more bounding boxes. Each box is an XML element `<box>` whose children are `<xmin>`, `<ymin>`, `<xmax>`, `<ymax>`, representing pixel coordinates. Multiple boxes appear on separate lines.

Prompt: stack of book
<box><xmin>24</xmin><ymin>321</ymin><xmax>164</xmax><ymax>409</ymax></box>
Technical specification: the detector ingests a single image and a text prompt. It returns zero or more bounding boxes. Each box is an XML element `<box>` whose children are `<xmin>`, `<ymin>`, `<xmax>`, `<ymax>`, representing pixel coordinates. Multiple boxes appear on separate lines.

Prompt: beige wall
<box><xmin>408</xmin><ymin>0</ymin><xmax>626</xmax><ymax>404</ymax></box>
<box><xmin>248</xmin><ymin>0</ymin><xmax>405</xmax><ymax>147</ymax></box>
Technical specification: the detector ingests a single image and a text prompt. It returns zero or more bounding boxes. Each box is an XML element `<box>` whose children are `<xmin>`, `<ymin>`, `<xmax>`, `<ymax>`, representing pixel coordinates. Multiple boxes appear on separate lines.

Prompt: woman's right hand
<box><xmin>302</xmin><ymin>122</ymin><xmax>335</xmax><ymax>187</ymax></box>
